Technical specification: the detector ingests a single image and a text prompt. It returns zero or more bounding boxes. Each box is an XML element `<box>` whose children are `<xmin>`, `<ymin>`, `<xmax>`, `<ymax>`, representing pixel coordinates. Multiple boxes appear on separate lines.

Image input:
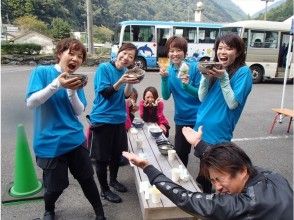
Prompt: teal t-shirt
<box><xmin>89</xmin><ymin>62</ymin><xmax>127</xmax><ymax>124</ymax></box>
<box><xmin>162</xmin><ymin>60</ymin><xmax>202</xmax><ymax>125</ymax></box>
<box><xmin>195</xmin><ymin>66</ymin><xmax>252</xmax><ymax>144</ymax></box>
<box><xmin>26</xmin><ymin>65</ymin><xmax>87</xmax><ymax>158</ymax></box>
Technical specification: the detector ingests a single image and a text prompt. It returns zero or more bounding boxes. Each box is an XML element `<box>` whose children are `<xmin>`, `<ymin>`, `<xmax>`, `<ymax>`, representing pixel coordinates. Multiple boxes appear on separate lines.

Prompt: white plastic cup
<box><xmin>150</xmin><ymin>186</ymin><xmax>161</xmax><ymax>203</ymax></box>
<box><xmin>168</xmin><ymin>149</ymin><xmax>176</xmax><ymax>161</ymax></box>
<box><xmin>171</xmin><ymin>168</ymin><xmax>181</xmax><ymax>182</ymax></box>
<box><xmin>136</xmin><ymin>139</ymin><xmax>143</xmax><ymax>149</ymax></box>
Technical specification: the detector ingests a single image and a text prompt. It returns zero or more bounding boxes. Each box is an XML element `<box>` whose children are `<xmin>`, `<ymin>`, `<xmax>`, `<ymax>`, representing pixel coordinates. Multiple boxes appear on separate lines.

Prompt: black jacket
<box><xmin>143</xmin><ymin>141</ymin><xmax>293</xmax><ymax>220</ymax></box>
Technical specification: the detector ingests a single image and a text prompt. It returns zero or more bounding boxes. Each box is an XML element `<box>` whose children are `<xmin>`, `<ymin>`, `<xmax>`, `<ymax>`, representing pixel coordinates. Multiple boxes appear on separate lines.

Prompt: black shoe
<box><xmin>101</xmin><ymin>190</ymin><xmax>122</xmax><ymax>203</ymax></box>
<box><xmin>43</xmin><ymin>211</ymin><xmax>55</xmax><ymax>220</ymax></box>
<box><xmin>96</xmin><ymin>215</ymin><xmax>106</xmax><ymax>220</ymax></box>
<box><xmin>109</xmin><ymin>180</ymin><xmax>128</xmax><ymax>192</ymax></box>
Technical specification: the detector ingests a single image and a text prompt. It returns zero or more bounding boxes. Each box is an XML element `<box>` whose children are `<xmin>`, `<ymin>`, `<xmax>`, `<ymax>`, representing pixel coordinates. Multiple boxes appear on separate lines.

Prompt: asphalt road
<box><xmin>1</xmin><ymin>65</ymin><xmax>293</xmax><ymax>220</ymax></box>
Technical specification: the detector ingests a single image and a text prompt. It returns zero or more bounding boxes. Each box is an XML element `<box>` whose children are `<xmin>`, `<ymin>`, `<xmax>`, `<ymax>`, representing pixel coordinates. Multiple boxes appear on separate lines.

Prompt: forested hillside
<box><xmin>255</xmin><ymin>0</ymin><xmax>293</xmax><ymax>21</ymax></box>
<box><xmin>2</xmin><ymin>0</ymin><xmax>291</xmax><ymax>42</ymax></box>
<box><xmin>2</xmin><ymin>0</ymin><xmax>246</xmax><ymax>31</ymax></box>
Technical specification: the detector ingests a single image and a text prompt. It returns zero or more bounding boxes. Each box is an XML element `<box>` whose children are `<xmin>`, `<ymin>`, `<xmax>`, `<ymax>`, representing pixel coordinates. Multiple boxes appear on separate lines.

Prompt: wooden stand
<box><xmin>269</xmin><ymin>108</ymin><xmax>294</xmax><ymax>134</ymax></box>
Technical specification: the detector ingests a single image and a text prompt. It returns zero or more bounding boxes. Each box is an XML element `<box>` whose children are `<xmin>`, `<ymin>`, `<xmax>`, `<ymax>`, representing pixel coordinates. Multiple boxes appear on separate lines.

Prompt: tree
<box><xmin>93</xmin><ymin>25</ymin><xmax>114</xmax><ymax>43</ymax></box>
<box><xmin>14</xmin><ymin>15</ymin><xmax>48</xmax><ymax>34</ymax></box>
<box><xmin>50</xmin><ymin>18</ymin><xmax>71</xmax><ymax>40</ymax></box>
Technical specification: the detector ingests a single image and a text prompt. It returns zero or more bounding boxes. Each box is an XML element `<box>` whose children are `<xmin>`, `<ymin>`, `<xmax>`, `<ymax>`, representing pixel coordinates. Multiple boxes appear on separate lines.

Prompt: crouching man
<box><xmin>122</xmin><ymin>127</ymin><xmax>293</xmax><ymax>220</ymax></box>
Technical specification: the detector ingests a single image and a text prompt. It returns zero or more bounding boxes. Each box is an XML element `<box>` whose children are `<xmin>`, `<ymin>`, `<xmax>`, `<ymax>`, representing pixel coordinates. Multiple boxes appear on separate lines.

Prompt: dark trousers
<box><xmin>44</xmin><ymin>177</ymin><xmax>104</xmax><ymax>216</ymax></box>
<box><xmin>38</xmin><ymin>146</ymin><xmax>104</xmax><ymax>217</ymax></box>
<box><xmin>90</xmin><ymin>123</ymin><xmax>127</xmax><ymax>191</ymax></box>
<box><xmin>174</xmin><ymin>124</ymin><xmax>194</xmax><ymax>167</ymax></box>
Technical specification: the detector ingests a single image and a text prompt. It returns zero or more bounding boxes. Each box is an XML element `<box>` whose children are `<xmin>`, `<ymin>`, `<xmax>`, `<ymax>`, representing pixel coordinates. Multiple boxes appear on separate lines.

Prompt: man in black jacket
<box><xmin>122</xmin><ymin>127</ymin><xmax>293</xmax><ymax>220</ymax></box>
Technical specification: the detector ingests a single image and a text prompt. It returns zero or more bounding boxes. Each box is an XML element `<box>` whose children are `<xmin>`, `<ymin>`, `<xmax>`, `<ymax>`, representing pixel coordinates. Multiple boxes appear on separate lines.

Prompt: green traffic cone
<box><xmin>9</xmin><ymin>124</ymin><xmax>42</xmax><ymax>197</ymax></box>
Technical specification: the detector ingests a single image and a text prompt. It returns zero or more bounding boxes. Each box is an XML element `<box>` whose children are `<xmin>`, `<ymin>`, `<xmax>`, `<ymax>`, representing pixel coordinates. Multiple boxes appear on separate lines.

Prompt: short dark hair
<box><xmin>118</xmin><ymin>43</ymin><xmax>138</xmax><ymax>59</ymax></box>
<box><xmin>143</xmin><ymin>86</ymin><xmax>159</xmax><ymax>100</ymax></box>
<box><xmin>165</xmin><ymin>36</ymin><xmax>188</xmax><ymax>57</ymax></box>
<box><xmin>55</xmin><ymin>38</ymin><xmax>87</xmax><ymax>63</ymax></box>
<box><xmin>200</xmin><ymin>142</ymin><xmax>257</xmax><ymax>179</ymax></box>
<box><xmin>213</xmin><ymin>33</ymin><xmax>246</xmax><ymax>74</ymax></box>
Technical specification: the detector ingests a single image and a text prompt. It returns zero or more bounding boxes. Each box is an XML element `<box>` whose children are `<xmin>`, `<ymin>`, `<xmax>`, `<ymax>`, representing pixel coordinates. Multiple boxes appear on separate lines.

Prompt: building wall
<box><xmin>14</xmin><ymin>33</ymin><xmax>54</xmax><ymax>54</ymax></box>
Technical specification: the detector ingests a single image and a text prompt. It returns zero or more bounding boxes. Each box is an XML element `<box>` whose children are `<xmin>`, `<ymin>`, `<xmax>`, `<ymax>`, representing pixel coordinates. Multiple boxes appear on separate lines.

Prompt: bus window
<box><xmin>242</xmin><ymin>29</ymin><xmax>249</xmax><ymax>47</ymax></box>
<box><xmin>250</xmin><ymin>30</ymin><xmax>278</xmax><ymax>48</ymax></box>
<box><xmin>123</xmin><ymin>25</ymin><xmax>131</xmax><ymax>41</ymax></box>
<box><xmin>174</xmin><ymin>27</ymin><xmax>196</xmax><ymax>43</ymax></box>
<box><xmin>199</xmin><ymin>28</ymin><xmax>219</xmax><ymax>43</ymax></box>
<box><xmin>250</xmin><ymin>31</ymin><xmax>265</xmax><ymax>48</ymax></box>
<box><xmin>220</xmin><ymin>27</ymin><xmax>242</xmax><ymax>36</ymax></box>
<box><xmin>130</xmin><ymin>25</ymin><xmax>154</xmax><ymax>42</ymax></box>
<box><xmin>265</xmin><ymin>31</ymin><xmax>278</xmax><ymax>48</ymax></box>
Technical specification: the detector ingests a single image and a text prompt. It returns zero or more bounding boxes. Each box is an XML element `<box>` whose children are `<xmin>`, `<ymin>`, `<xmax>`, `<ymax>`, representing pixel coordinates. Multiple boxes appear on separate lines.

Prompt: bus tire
<box><xmin>135</xmin><ymin>57</ymin><xmax>147</xmax><ymax>70</ymax></box>
<box><xmin>250</xmin><ymin>65</ymin><xmax>263</xmax><ymax>84</ymax></box>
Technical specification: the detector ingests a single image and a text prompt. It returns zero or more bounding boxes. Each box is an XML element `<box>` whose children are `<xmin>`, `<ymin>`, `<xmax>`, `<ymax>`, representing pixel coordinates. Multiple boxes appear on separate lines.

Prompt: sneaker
<box><xmin>43</xmin><ymin>211</ymin><xmax>55</xmax><ymax>220</ymax></box>
<box><xmin>96</xmin><ymin>215</ymin><xmax>106</xmax><ymax>220</ymax></box>
<box><xmin>109</xmin><ymin>180</ymin><xmax>128</xmax><ymax>192</ymax></box>
<box><xmin>101</xmin><ymin>190</ymin><xmax>122</xmax><ymax>203</ymax></box>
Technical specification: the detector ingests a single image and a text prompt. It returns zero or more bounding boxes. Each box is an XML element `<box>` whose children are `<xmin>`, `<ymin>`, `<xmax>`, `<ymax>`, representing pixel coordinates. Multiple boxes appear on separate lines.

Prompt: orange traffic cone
<box><xmin>2</xmin><ymin>124</ymin><xmax>43</xmax><ymax>204</ymax></box>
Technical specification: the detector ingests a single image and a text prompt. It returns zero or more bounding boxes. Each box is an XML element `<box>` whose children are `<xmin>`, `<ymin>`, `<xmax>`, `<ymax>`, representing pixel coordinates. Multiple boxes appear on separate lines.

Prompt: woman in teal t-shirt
<box><xmin>195</xmin><ymin>33</ymin><xmax>252</xmax><ymax>193</ymax></box>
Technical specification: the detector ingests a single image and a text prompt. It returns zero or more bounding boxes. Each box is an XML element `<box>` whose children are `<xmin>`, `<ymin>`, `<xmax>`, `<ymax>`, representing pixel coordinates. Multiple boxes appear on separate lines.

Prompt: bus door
<box><xmin>277</xmin><ymin>32</ymin><xmax>291</xmax><ymax>77</ymax></box>
<box><xmin>155</xmin><ymin>26</ymin><xmax>173</xmax><ymax>59</ymax></box>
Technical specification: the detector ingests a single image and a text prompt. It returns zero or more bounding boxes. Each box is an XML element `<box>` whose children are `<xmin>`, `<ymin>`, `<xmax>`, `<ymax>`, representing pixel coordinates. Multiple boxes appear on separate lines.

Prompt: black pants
<box><xmin>90</xmin><ymin>123</ymin><xmax>127</xmax><ymax>191</ymax></box>
<box><xmin>174</xmin><ymin>124</ymin><xmax>194</xmax><ymax>167</ymax></box>
<box><xmin>37</xmin><ymin>146</ymin><xmax>104</xmax><ymax>216</ymax></box>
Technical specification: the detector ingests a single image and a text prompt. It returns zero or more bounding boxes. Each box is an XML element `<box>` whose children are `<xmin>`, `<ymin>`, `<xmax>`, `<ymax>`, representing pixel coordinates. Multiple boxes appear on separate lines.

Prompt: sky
<box><xmin>231</xmin><ymin>0</ymin><xmax>277</xmax><ymax>16</ymax></box>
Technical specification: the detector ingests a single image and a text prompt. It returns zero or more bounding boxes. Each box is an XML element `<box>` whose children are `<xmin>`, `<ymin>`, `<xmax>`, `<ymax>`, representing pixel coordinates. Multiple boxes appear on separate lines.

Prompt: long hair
<box><xmin>55</xmin><ymin>38</ymin><xmax>87</xmax><ymax>63</ymax></box>
<box><xmin>213</xmin><ymin>33</ymin><xmax>246</xmax><ymax>75</ymax></box>
<box><xmin>142</xmin><ymin>86</ymin><xmax>159</xmax><ymax>123</ymax></box>
<box><xmin>143</xmin><ymin>86</ymin><xmax>159</xmax><ymax>101</ymax></box>
<box><xmin>200</xmin><ymin>142</ymin><xmax>257</xmax><ymax>179</ymax></box>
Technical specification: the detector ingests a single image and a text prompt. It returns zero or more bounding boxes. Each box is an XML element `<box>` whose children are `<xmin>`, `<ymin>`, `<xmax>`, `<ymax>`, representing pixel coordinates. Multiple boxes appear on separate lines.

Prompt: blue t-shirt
<box><xmin>26</xmin><ymin>65</ymin><xmax>87</xmax><ymax>158</ymax></box>
<box><xmin>165</xmin><ymin>60</ymin><xmax>202</xmax><ymax>125</ymax></box>
<box><xmin>195</xmin><ymin>66</ymin><xmax>252</xmax><ymax>144</ymax></box>
<box><xmin>89</xmin><ymin>62</ymin><xmax>127</xmax><ymax>124</ymax></box>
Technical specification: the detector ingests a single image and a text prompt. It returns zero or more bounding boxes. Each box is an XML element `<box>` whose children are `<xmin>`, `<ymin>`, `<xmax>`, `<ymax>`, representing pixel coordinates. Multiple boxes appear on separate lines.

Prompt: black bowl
<box><xmin>198</xmin><ymin>62</ymin><xmax>222</xmax><ymax>74</ymax></box>
<box><xmin>157</xmin><ymin>144</ymin><xmax>174</xmax><ymax>155</ymax></box>
<box><xmin>132</xmin><ymin>119</ymin><xmax>144</xmax><ymax>129</ymax></box>
<box><xmin>149</xmin><ymin>127</ymin><xmax>163</xmax><ymax>138</ymax></box>
<box><xmin>126</xmin><ymin>67</ymin><xmax>145</xmax><ymax>82</ymax></box>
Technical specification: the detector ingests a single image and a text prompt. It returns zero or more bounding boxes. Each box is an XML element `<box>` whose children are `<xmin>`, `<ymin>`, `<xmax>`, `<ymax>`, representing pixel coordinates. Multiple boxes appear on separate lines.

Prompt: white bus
<box><xmin>220</xmin><ymin>20</ymin><xmax>293</xmax><ymax>83</ymax></box>
<box><xmin>111</xmin><ymin>20</ymin><xmax>223</xmax><ymax>69</ymax></box>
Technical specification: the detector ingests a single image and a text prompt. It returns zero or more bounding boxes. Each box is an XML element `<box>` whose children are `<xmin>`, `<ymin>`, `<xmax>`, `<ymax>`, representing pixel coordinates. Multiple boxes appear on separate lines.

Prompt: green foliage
<box><xmin>50</xmin><ymin>18</ymin><xmax>71</xmax><ymax>40</ymax></box>
<box><xmin>14</xmin><ymin>15</ymin><xmax>48</xmax><ymax>34</ymax></box>
<box><xmin>256</xmin><ymin>0</ymin><xmax>292</xmax><ymax>21</ymax></box>
<box><xmin>2</xmin><ymin>43</ymin><xmax>42</xmax><ymax>55</ymax></box>
<box><xmin>93</xmin><ymin>25</ymin><xmax>114</xmax><ymax>43</ymax></box>
<box><xmin>2</xmin><ymin>0</ymin><xmax>291</xmax><ymax>40</ymax></box>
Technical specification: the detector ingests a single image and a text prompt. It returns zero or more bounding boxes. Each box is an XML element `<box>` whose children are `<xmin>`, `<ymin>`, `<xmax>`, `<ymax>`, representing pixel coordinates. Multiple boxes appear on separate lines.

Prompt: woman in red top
<box><xmin>139</xmin><ymin>86</ymin><xmax>170</xmax><ymax>137</ymax></box>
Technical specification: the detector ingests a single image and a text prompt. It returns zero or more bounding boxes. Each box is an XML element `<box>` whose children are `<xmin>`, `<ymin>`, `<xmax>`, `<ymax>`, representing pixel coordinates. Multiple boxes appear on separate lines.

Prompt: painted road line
<box><xmin>232</xmin><ymin>135</ymin><xmax>291</xmax><ymax>142</ymax></box>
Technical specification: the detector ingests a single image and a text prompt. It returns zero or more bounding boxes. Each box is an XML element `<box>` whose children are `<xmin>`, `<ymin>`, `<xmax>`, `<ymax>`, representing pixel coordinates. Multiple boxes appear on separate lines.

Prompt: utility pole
<box><xmin>86</xmin><ymin>0</ymin><xmax>94</xmax><ymax>55</ymax></box>
<box><xmin>261</xmin><ymin>0</ymin><xmax>274</xmax><ymax>21</ymax></box>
